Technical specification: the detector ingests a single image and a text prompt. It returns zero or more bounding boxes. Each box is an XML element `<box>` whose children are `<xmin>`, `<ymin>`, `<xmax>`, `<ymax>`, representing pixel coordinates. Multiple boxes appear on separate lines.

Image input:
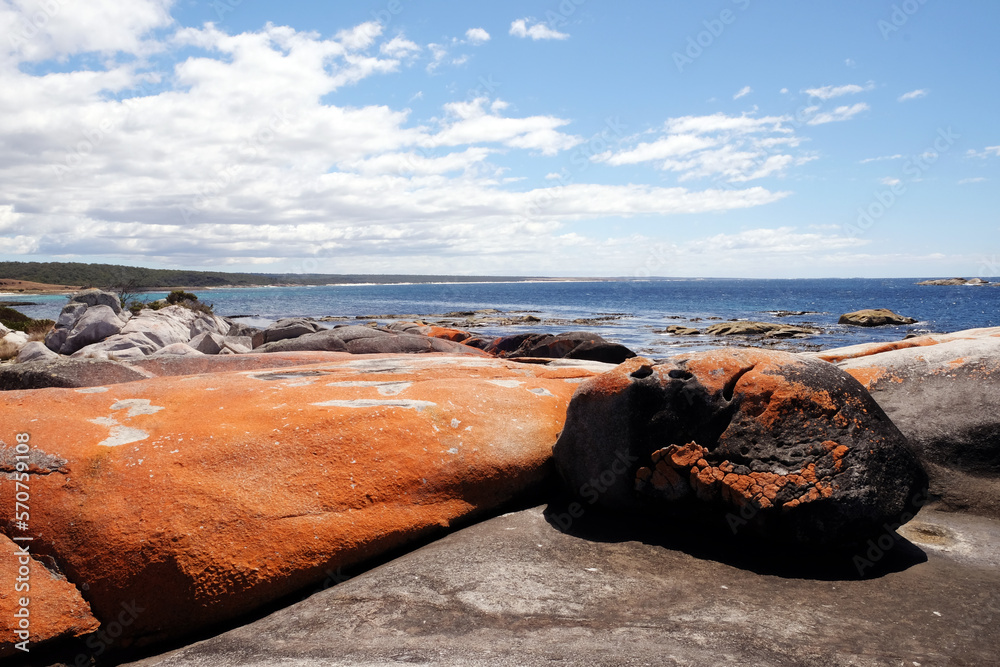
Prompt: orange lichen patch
<box><xmin>947</xmin><ymin>357</ymin><xmax>967</xmax><ymax>368</ymax></box>
<box><xmin>816</xmin><ymin>336</ymin><xmax>941</xmax><ymax>363</ymax></box>
<box><xmin>842</xmin><ymin>366</ymin><xmax>890</xmax><ymax>388</ymax></box>
<box><xmin>823</xmin><ymin>440</ymin><xmax>850</xmax><ymax>471</ymax></box>
<box><xmin>638</xmin><ymin>442</ymin><xmax>842</xmax><ymax>513</ymax></box>
<box><xmin>425</xmin><ymin>326</ymin><xmax>473</xmax><ymax>342</ymax></box>
<box><xmin>581</xmin><ymin>356</ymin><xmax>653</xmax><ymax>397</ymax></box>
<box><xmin>0</xmin><ymin>353</ymin><xmax>599</xmax><ymax>650</ymax></box>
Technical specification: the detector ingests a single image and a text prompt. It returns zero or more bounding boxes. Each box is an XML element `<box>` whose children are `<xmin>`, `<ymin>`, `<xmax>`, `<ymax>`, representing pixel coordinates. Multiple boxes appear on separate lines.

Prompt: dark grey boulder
<box><xmin>253</xmin><ymin>325</ymin><xmax>484</xmax><ymax>355</ymax></box>
<box><xmin>839</xmin><ymin>308</ymin><xmax>917</xmax><ymax>327</ymax></box>
<box><xmin>486</xmin><ymin>331</ymin><xmax>636</xmax><ymax>364</ymax></box>
<box><xmin>251</xmin><ymin>318</ymin><xmax>324</xmax><ymax>348</ymax></box>
<box><xmin>553</xmin><ymin>349</ymin><xmax>928</xmax><ymax>547</ymax></box>
<box><xmin>0</xmin><ymin>359</ymin><xmax>148</xmax><ymax>390</ymax></box>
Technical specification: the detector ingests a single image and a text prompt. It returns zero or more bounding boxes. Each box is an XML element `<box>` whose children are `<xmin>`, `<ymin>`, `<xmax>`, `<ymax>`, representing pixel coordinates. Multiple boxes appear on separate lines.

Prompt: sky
<box><xmin>0</xmin><ymin>0</ymin><xmax>997</xmax><ymax>278</ymax></box>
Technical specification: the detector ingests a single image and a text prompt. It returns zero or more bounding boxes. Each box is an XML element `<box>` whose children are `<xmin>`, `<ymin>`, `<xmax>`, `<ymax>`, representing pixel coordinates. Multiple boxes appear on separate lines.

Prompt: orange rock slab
<box><xmin>0</xmin><ymin>354</ymin><xmax>598</xmax><ymax>649</ymax></box>
<box><xmin>0</xmin><ymin>534</ymin><xmax>100</xmax><ymax>658</ymax></box>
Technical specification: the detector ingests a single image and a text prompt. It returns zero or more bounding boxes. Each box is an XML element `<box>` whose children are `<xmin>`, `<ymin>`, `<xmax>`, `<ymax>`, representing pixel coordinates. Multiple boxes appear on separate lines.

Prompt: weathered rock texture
<box><xmin>0</xmin><ymin>535</ymin><xmax>100</xmax><ymax>659</ymax></box>
<box><xmin>704</xmin><ymin>321</ymin><xmax>818</xmax><ymax>338</ymax></box>
<box><xmin>838</xmin><ymin>308</ymin><xmax>917</xmax><ymax>327</ymax></box>
<box><xmin>0</xmin><ymin>354</ymin><xmax>598</xmax><ymax>651</ymax></box>
<box><xmin>553</xmin><ymin>350</ymin><xmax>927</xmax><ymax>546</ymax></box>
<box><xmin>816</xmin><ymin>327</ymin><xmax>1000</xmax><ymax>518</ymax></box>
<box><xmin>485</xmin><ymin>332</ymin><xmax>636</xmax><ymax>364</ymax></box>
<box><xmin>123</xmin><ymin>506</ymin><xmax>1000</xmax><ymax>667</ymax></box>
<box><xmin>387</xmin><ymin>321</ymin><xmax>473</xmax><ymax>342</ymax></box>
<box><xmin>253</xmin><ymin>325</ymin><xmax>486</xmax><ymax>356</ymax></box>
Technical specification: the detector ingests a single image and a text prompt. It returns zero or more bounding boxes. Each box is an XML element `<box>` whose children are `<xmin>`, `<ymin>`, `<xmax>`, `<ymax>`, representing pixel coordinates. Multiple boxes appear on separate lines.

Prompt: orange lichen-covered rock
<box><xmin>0</xmin><ymin>354</ymin><xmax>597</xmax><ymax>651</ymax></box>
<box><xmin>553</xmin><ymin>350</ymin><xmax>927</xmax><ymax>546</ymax></box>
<box><xmin>0</xmin><ymin>534</ymin><xmax>100</xmax><ymax>658</ymax></box>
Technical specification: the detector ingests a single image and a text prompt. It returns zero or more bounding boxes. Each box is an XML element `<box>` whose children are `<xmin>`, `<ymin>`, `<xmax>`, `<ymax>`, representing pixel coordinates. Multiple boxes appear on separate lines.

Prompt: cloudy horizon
<box><xmin>0</xmin><ymin>1</ymin><xmax>997</xmax><ymax>278</ymax></box>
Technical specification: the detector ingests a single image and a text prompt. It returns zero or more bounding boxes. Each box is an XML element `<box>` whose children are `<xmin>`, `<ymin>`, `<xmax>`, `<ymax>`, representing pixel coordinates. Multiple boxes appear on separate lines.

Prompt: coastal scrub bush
<box><xmin>0</xmin><ymin>306</ymin><xmax>53</xmax><ymax>335</ymax></box>
<box><xmin>165</xmin><ymin>290</ymin><xmax>214</xmax><ymax>314</ymax></box>
<box><xmin>166</xmin><ymin>290</ymin><xmax>199</xmax><ymax>305</ymax></box>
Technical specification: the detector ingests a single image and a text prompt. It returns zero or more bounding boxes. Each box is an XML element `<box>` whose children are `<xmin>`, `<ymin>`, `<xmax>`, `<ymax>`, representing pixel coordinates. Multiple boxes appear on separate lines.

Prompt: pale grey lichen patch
<box><xmin>529</xmin><ymin>388</ymin><xmax>556</xmax><ymax>397</ymax></box>
<box><xmin>110</xmin><ymin>399</ymin><xmax>165</xmax><ymax>418</ymax></box>
<box><xmin>75</xmin><ymin>387</ymin><xmax>109</xmax><ymax>394</ymax></box>
<box><xmin>88</xmin><ymin>417</ymin><xmax>150</xmax><ymax>447</ymax></box>
<box><xmin>0</xmin><ymin>445</ymin><xmax>68</xmax><ymax>475</ymax></box>
<box><xmin>311</xmin><ymin>399</ymin><xmax>436</xmax><ymax>411</ymax></box>
<box><xmin>487</xmin><ymin>379</ymin><xmax>524</xmax><ymax>388</ymax></box>
<box><xmin>326</xmin><ymin>381</ymin><xmax>413</xmax><ymax>396</ymax></box>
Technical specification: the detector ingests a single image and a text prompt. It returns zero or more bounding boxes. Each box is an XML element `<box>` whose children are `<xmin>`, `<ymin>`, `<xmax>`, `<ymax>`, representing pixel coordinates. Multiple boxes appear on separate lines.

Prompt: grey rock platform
<box><xmin>127</xmin><ymin>504</ymin><xmax>1000</xmax><ymax>667</ymax></box>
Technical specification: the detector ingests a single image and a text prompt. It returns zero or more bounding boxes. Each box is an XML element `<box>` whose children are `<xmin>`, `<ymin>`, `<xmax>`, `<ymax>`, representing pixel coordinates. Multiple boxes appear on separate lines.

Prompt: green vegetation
<box><xmin>0</xmin><ymin>306</ymin><xmax>54</xmax><ymax>336</ymax></box>
<box><xmin>0</xmin><ymin>261</ymin><xmax>532</xmax><ymax>289</ymax></box>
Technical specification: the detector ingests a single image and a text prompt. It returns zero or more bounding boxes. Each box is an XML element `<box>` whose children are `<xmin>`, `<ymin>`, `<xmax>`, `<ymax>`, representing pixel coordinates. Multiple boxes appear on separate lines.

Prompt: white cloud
<box><xmin>880</xmin><ymin>177</ymin><xmax>902</xmax><ymax>187</ymax></box>
<box><xmin>967</xmin><ymin>146</ymin><xmax>1000</xmax><ymax>159</ymax></box>
<box><xmin>509</xmin><ymin>18</ymin><xmax>569</xmax><ymax>41</ymax></box>
<box><xmin>958</xmin><ymin>177</ymin><xmax>987</xmax><ymax>184</ymax></box>
<box><xmin>845</xmin><ymin>58</ymin><xmax>856</xmax><ymax>67</ymax></box>
<box><xmin>0</xmin><ymin>19</ymin><xmax>798</xmax><ymax>271</ymax></box>
<box><xmin>898</xmin><ymin>89</ymin><xmax>928</xmax><ymax>102</ymax></box>
<box><xmin>804</xmin><ymin>82</ymin><xmax>875</xmax><ymax>100</ymax></box>
<box><xmin>779</xmin><ymin>88</ymin><xmax>789</xmax><ymax>94</ymax></box>
<box><xmin>860</xmin><ymin>154</ymin><xmax>904</xmax><ymax>164</ymax></box>
<box><xmin>380</xmin><ymin>35</ymin><xmax>421</xmax><ymax>59</ymax></box>
<box><xmin>733</xmin><ymin>86</ymin><xmax>752</xmax><ymax>100</ymax></box>
<box><xmin>465</xmin><ymin>28</ymin><xmax>490</xmax><ymax>44</ymax></box>
<box><xmin>2</xmin><ymin>0</ymin><xmax>173</xmax><ymax>62</ymax></box>
<box><xmin>687</xmin><ymin>227</ymin><xmax>867</xmax><ymax>255</ymax></box>
<box><xmin>807</xmin><ymin>103</ymin><xmax>869</xmax><ymax>125</ymax></box>
<box><xmin>593</xmin><ymin>112</ymin><xmax>812</xmax><ymax>183</ymax></box>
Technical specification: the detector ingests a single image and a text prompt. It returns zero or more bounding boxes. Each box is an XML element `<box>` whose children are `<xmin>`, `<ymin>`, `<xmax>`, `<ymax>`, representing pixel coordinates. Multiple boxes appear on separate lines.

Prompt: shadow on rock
<box><xmin>542</xmin><ymin>493</ymin><xmax>927</xmax><ymax>582</ymax></box>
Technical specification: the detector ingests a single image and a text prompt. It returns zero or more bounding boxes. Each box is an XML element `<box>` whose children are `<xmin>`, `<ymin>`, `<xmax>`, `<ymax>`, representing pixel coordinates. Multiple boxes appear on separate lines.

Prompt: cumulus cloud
<box><xmin>898</xmin><ymin>89</ymin><xmax>928</xmax><ymax>102</ymax></box>
<box><xmin>733</xmin><ymin>86</ymin><xmax>752</xmax><ymax>100</ymax></box>
<box><xmin>509</xmin><ymin>18</ymin><xmax>569</xmax><ymax>41</ymax></box>
<box><xmin>0</xmin><ymin>16</ymin><xmax>792</xmax><ymax>271</ymax></box>
<box><xmin>465</xmin><ymin>27</ymin><xmax>490</xmax><ymax>44</ymax></box>
<box><xmin>804</xmin><ymin>82</ymin><xmax>875</xmax><ymax>100</ymax></box>
<box><xmin>593</xmin><ymin>112</ymin><xmax>813</xmax><ymax>183</ymax></box>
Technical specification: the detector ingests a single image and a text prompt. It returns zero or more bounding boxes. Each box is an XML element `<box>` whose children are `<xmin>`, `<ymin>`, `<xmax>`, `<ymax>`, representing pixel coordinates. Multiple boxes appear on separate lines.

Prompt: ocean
<box><xmin>7</xmin><ymin>278</ymin><xmax>999</xmax><ymax>358</ymax></box>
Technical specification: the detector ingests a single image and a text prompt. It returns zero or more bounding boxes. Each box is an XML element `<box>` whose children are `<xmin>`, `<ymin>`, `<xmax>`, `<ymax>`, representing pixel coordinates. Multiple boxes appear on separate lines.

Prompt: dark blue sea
<box><xmin>8</xmin><ymin>279</ymin><xmax>999</xmax><ymax>358</ymax></box>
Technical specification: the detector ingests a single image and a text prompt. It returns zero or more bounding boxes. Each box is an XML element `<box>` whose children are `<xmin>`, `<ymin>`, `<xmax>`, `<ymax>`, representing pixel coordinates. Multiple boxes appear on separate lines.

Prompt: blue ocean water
<box><xmin>8</xmin><ymin>279</ymin><xmax>999</xmax><ymax>358</ymax></box>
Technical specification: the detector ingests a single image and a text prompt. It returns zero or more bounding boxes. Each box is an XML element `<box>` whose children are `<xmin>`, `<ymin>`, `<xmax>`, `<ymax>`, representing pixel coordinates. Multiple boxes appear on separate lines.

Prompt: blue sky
<box><xmin>0</xmin><ymin>0</ymin><xmax>997</xmax><ymax>278</ymax></box>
